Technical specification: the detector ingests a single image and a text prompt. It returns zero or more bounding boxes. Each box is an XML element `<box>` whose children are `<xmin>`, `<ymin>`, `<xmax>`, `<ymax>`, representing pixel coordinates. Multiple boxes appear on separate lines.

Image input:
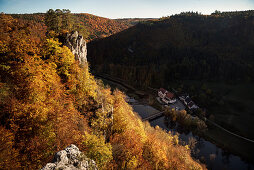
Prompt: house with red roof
<box><xmin>158</xmin><ymin>88</ymin><xmax>176</xmax><ymax>104</ymax></box>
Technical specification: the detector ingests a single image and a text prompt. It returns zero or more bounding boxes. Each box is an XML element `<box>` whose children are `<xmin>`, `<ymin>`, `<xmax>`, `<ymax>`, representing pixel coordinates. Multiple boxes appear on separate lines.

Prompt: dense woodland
<box><xmin>0</xmin><ymin>13</ymin><xmax>205</xmax><ymax>169</ymax></box>
<box><xmin>87</xmin><ymin>11</ymin><xmax>254</xmax><ymax>158</ymax></box>
<box><xmin>10</xmin><ymin>9</ymin><xmax>131</xmax><ymax>41</ymax></box>
<box><xmin>88</xmin><ymin>10</ymin><xmax>254</xmax><ymax>88</ymax></box>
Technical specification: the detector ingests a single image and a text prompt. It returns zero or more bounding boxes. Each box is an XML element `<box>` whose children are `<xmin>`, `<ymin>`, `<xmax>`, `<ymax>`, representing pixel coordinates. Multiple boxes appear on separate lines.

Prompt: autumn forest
<box><xmin>1</xmin><ymin>6</ymin><xmax>254</xmax><ymax>170</ymax></box>
<box><xmin>0</xmin><ymin>10</ymin><xmax>205</xmax><ymax>169</ymax></box>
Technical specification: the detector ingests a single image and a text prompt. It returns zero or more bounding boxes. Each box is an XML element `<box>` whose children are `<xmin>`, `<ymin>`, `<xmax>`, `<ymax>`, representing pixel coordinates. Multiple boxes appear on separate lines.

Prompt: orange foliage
<box><xmin>0</xmin><ymin>14</ymin><xmax>86</xmax><ymax>168</ymax></box>
<box><xmin>0</xmin><ymin>126</ymin><xmax>20</xmax><ymax>169</ymax></box>
<box><xmin>111</xmin><ymin>130</ymin><xmax>145</xmax><ymax>169</ymax></box>
<box><xmin>74</xmin><ymin>13</ymin><xmax>129</xmax><ymax>40</ymax></box>
<box><xmin>0</xmin><ymin>14</ymin><xmax>205</xmax><ymax>170</ymax></box>
<box><xmin>10</xmin><ymin>13</ymin><xmax>131</xmax><ymax>41</ymax></box>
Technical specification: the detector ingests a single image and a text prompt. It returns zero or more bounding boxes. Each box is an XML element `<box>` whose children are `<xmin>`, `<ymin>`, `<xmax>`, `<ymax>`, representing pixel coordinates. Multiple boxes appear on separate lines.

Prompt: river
<box><xmin>132</xmin><ymin>103</ymin><xmax>254</xmax><ymax>170</ymax></box>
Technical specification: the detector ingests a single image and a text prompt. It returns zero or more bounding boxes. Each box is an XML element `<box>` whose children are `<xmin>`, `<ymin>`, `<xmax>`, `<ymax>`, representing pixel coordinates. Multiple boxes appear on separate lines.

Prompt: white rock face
<box><xmin>65</xmin><ymin>31</ymin><xmax>87</xmax><ymax>65</ymax></box>
<box><xmin>42</xmin><ymin>144</ymin><xmax>97</xmax><ymax>170</ymax></box>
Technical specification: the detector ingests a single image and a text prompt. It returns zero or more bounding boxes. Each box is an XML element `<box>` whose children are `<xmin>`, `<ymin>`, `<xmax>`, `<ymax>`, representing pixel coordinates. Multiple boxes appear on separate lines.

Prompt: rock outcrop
<box><xmin>65</xmin><ymin>31</ymin><xmax>87</xmax><ymax>65</ymax></box>
<box><xmin>42</xmin><ymin>144</ymin><xmax>97</xmax><ymax>170</ymax></box>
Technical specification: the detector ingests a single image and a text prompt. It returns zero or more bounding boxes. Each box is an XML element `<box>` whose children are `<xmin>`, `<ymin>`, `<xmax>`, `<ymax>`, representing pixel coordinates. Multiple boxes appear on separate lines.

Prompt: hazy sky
<box><xmin>0</xmin><ymin>0</ymin><xmax>254</xmax><ymax>18</ymax></box>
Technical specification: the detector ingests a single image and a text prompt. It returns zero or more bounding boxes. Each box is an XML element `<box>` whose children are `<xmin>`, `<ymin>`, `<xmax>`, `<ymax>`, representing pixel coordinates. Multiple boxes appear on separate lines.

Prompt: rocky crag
<box><xmin>42</xmin><ymin>144</ymin><xmax>97</xmax><ymax>170</ymax></box>
<box><xmin>65</xmin><ymin>31</ymin><xmax>87</xmax><ymax>65</ymax></box>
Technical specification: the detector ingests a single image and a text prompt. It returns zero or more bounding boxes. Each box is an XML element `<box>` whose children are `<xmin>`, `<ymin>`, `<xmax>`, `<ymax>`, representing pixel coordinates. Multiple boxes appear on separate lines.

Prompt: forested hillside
<box><xmin>88</xmin><ymin>10</ymin><xmax>254</xmax><ymax>87</ymax></box>
<box><xmin>10</xmin><ymin>10</ymin><xmax>131</xmax><ymax>41</ymax></box>
<box><xmin>0</xmin><ymin>14</ymin><xmax>205</xmax><ymax>169</ymax></box>
<box><xmin>87</xmin><ymin>11</ymin><xmax>254</xmax><ymax>157</ymax></box>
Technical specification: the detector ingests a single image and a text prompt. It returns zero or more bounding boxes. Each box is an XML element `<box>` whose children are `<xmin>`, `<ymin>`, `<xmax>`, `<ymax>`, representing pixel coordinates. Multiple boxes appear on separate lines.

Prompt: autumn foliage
<box><xmin>10</xmin><ymin>11</ymin><xmax>130</xmax><ymax>41</ymax></box>
<box><xmin>0</xmin><ymin>14</ymin><xmax>204</xmax><ymax>169</ymax></box>
<box><xmin>73</xmin><ymin>13</ymin><xmax>129</xmax><ymax>40</ymax></box>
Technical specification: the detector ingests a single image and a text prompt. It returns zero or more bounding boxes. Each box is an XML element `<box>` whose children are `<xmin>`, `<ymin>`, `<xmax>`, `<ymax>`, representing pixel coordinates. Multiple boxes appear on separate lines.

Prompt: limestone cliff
<box><xmin>65</xmin><ymin>31</ymin><xmax>87</xmax><ymax>65</ymax></box>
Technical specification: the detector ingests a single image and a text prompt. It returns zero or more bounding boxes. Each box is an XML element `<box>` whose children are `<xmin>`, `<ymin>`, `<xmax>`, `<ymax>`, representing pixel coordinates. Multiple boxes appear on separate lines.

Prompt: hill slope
<box><xmin>88</xmin><ymin>11</ymin><xmax>254</xmax><ymax>86</ymax></box>
<box><xmin>0</xmin><ymin>14</ymin><xmax>204</xmax><ymax>169</ymax></box>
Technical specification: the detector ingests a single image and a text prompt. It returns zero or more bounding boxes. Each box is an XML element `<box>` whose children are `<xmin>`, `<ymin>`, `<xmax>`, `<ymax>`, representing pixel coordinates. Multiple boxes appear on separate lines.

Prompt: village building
<box><xmin>158</xmin><ymin>88</ymin><xmax>167</xmax><ymax>98</ymax></box>
<box><xmin>158</xmin><ymin>88</ymin><xmax>176</xmax><ymax>104</ymax></box>
<box><xmin>179</xmin><ymin>94</ymin><xmax>199</xmax><ymax>110</ymax></box>
<box><xmin>184</xmin><ymin>96</ymin><xmax>192</xmax><ymax>105</ymax></box>
<box><xmin>187</xmin><ymin>101</ymin><xmax>199</xmax><ymax>110</ymax></box>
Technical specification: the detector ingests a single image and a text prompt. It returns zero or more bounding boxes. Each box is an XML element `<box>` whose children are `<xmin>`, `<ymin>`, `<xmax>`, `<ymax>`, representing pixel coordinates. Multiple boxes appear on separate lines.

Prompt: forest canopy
<box><xmin>0</xmin><ymin>14</ymin><xmax>204</xmax><ymax>169</ymax></box>
<box><xmin>88</xmin><ymin>10</ymin><xmax>254</xmax><ymax>88</ymax></box>
<box><xmin>10</xmin><ymin>9</ymin><xmax>131</xmax><ymax>41</ymax></box>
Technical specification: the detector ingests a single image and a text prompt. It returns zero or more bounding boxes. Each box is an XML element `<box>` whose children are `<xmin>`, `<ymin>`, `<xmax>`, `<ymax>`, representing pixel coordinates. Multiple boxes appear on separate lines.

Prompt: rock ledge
<box><xmin>42</xmin><ymin>144</ymin><xmax>97</xmax><ymax>170</ymax></box>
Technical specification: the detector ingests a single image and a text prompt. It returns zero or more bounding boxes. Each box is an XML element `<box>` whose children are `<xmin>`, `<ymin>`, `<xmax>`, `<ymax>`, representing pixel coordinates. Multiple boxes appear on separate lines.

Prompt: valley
<box><xmin>98</xmin><ymin>74</ymin><xmax>254</xmax><ymax>169</ymax></box>
<box><xmin>1</xmin><ymin>5</ymin><xmax>254</xmax><ymax>169</ymax></box>
<box><xmin>88</xmin><ymin>11</ymin><xmax>254</xmax><ymax>166</ymax></box>
<box><xmin>0</xmin><ymin>12</ymin><xmax>205</xmax><ymax>169</ymax></box>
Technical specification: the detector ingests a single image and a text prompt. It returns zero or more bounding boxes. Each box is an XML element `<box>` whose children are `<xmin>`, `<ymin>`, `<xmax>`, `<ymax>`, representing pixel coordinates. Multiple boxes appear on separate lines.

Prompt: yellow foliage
<box><xmin>44</xmin><ymin>38</ymin><xmax>75</xmax><ymax>79</ymax></box>
<box><xmin>0</xmin><ymin>14</ymin><xmax>205</xmax><ymax>170</ymax></box>
<box><xmin>112</xmin><ymin>90</ymin><xmax>147</xmax><ymax>141</ymax></box>
<box><xmin>111</xmin><ymin>130</ymin><xmax>144</xmax><ymax>169</ymax></box>
<box><xmin>83</xmin><ymin>132</ymin><xmax>113</xmax><ymax>169</ymax></box>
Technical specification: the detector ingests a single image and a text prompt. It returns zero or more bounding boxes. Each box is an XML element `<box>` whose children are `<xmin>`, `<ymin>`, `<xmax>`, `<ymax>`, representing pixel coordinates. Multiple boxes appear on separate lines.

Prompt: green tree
<box><xmin>73</xmin><ymin>23</ymin><xmax>90</xmax><ymax>40</ymax></box>
<box><xmin>45</xmin><ymin>9</ymin><xmax>73</xmax><ymax>33</ymax></box>
<box><xmin>83</xmin><ymin>132</ymin><xmax>113</xmax><ymax>169</ymax></box>
<box><xmin>61</xmin><ymin>9</ymin><xmax>73</xmax><ymax>31</ymax></box>
<box><xmin>45</xmin><ymin>9</ymin><xmax>57</xmax><ymax>32</ymax></box>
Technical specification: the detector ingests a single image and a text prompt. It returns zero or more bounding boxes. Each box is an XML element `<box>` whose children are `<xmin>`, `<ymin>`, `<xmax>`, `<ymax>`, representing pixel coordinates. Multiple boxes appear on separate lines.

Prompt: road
<box><xmin>168</xmin><ymin>99</ymin><xmax>186</xmax><ymax>111</ymax></box>
<box><xmin>205</xmin><ymin>118</ymin><xmax>254</xmax><ymax>143</ymax></box>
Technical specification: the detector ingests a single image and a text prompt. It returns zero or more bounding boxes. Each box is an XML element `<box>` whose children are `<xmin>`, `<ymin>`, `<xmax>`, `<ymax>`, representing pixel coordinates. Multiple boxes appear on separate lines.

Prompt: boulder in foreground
<box><xmin>42</xmin><ymin>144</ymin><xmax>97</xmax><ymax>170</ymax></box>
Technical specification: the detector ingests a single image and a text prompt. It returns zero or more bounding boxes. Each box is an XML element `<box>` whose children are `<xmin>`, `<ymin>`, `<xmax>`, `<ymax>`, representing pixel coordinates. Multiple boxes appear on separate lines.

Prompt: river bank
<box><xmin>131</xmin><ymin>101</ymin><xmax>254</xmax><ymax>170</ymax></box>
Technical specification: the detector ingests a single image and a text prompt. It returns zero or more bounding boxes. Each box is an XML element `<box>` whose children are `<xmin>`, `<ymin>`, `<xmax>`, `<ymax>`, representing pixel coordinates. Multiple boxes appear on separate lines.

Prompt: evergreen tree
<box><xmin>61</xmin><ymin>9</ymin><xmax>73</xmax><ymax>31</ymax></box>
<box><xmin>45</xmin><ymin>9</ymin><xmax>73</xmax><ymax>33</ymax></box>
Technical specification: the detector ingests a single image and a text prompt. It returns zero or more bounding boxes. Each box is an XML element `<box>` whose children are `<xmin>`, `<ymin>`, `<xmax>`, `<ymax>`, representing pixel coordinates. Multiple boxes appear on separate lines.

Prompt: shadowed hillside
<box><xmin>88</xmin><ymin>10</ymin><xmax>254</xmax><ymax>86</ymax></box>
<box><xmin>87</xmin><ymin>10</ymin><xmax>254</xmax><ymax>162</ymax></box>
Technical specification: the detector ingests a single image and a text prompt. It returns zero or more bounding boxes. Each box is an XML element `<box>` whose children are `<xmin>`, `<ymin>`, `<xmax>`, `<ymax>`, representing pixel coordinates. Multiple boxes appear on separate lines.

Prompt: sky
<box><xmin>0</xmin><ymin>0</ymin><xmax>254</xmax><ymax>19</ymax></box>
